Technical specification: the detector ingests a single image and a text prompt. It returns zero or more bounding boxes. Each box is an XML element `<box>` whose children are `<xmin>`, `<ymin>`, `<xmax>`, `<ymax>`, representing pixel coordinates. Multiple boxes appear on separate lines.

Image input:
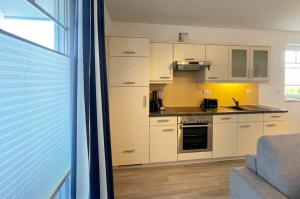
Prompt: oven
<box><xmin>178</xmin><ymin>115</ymin><xmax>213</xmax><ymax>153</ymax></box>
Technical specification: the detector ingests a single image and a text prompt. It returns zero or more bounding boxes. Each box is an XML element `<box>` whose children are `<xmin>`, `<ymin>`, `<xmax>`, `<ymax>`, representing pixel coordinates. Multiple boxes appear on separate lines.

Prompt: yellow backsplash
<box><xmin>150</xmin><ymin>72</ymin><xmax>259</xmax><ymax>107</ymax></box>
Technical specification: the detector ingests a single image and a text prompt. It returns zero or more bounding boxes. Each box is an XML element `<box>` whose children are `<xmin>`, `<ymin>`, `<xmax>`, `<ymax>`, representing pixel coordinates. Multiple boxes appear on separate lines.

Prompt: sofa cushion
<box><xmin>246</xmin><ymin>154</ymin><xmax>257</xmax><ymax>173</ymax></box>
<box><xmin>230</xmin><ymin>167</ymin><xmax>288</xmax><ymax>199</ymax></box>
<box><xmin>256</xmin><ymin>134</ymin><xmax>300</xmax><ymax>199</ymax></box>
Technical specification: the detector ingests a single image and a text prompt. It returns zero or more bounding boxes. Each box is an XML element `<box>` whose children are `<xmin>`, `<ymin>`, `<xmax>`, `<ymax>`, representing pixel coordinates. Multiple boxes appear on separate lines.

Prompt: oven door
<box><xmin>178</xmin><ymin>123</ymin><xmax>212</xmax><ymax>153</ymax></box>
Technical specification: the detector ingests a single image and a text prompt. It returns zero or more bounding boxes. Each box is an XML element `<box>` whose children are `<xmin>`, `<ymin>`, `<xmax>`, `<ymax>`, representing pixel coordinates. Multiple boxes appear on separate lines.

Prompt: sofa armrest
<box><xmin>230</xmin><ymin>167</ymin><xmax>288</xmax><ymax>199</ymax></box>
<box><xmin>246</xmin><ymin>154</ymin><xmax>257</xmax><ymax>173</ymax></box>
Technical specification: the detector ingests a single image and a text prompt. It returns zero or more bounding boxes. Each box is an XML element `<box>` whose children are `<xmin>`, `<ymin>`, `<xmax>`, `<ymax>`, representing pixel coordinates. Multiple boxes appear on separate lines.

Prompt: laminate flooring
<box><xmin>113</xmin><ymin>159</ymin><xmax>245</xmax><ymax>199</ymax></box>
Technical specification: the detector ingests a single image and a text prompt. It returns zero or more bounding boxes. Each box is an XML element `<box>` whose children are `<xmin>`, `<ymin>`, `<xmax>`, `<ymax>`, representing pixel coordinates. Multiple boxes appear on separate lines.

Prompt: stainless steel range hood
<box><xmin>175</xmin><ymin>61</ymin><xmax>211</xmax><ymax>71</ymax></box>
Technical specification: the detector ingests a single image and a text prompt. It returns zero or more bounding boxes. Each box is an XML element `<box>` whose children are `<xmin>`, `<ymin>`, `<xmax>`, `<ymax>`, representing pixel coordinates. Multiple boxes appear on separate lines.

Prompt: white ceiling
<box><xmin>105</xmin><ymin>0</ymin><xmax>300</xmax><ymax>32</ymax></box>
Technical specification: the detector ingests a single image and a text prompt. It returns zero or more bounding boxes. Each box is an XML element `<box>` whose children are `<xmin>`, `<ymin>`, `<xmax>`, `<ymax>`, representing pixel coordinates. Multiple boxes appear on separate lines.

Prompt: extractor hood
<box><xmin>175</xmin><ymin>61</ymin><xmax>211</xmax><ymax>71</ymax></box>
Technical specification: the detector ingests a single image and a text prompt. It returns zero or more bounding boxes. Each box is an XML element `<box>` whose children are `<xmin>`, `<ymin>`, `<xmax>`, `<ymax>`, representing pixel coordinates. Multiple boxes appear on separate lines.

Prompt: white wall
<box><xmin>104</xmin><ymin>5</ymin><xmax>112</xmax><ymax>35</ymax></box>
<box><xmin>111</xmin><ymin>22</ymin><xmax>300</xmax><ymax>132</ymax></box>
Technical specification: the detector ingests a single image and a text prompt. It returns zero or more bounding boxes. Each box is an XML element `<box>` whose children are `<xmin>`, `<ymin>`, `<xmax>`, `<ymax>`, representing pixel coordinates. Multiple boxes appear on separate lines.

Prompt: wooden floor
<box><xmin>113</xmin><ymin>159</ymin><xmax>245</xmax><ymax>199</ymax></box>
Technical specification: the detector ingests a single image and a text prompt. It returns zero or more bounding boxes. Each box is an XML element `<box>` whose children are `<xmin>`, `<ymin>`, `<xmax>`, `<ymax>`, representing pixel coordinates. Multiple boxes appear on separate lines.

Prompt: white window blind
<box><xmin>0</xmin><ymin>32</ymin><xmax>71</xmax><ymax>199</ymax></box>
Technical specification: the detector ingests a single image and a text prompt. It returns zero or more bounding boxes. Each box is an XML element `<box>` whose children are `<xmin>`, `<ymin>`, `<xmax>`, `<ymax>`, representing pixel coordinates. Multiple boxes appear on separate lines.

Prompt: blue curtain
<box><xmin>96</xmin><ymin>0</ymin><xmax>115</xmax><ymax>198</ymax></box>
<box><xmin>70</xmin><ymin>0</ymin><xmax>78</xmax><ymax>198</ymax></box>
<box><xmin>72</xmin><ymin>0</ymin><xmax>114</xmax><ymax>198</ymax></box>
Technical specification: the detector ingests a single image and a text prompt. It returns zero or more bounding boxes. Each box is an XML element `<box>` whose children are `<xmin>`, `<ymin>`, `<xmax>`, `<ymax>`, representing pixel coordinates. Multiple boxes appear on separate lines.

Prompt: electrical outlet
<box><xmin>246</xmin><ymin>89</ymin><xmax>252</xmax><ymax>94</ymax></box>
<box><xmin>203</xmin><ymin>89</ymin><xmax>211</xmax><ymax>95</ymax></box>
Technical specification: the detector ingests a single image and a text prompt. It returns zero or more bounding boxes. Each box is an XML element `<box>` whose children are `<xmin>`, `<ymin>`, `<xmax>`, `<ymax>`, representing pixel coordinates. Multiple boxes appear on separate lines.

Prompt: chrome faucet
<box><xmin>232</xmin><ymin>98</ymin><xmax>239</xmax><ymax>107</ymax></box>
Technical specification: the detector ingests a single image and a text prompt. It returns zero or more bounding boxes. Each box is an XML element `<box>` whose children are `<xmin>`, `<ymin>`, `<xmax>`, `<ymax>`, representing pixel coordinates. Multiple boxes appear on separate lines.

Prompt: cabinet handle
<box><xmin>184</xmin><ymin>58</ymin><xmax>195</xmax><ymax>61</ymax></box>
<box><xmin>160</xmin><ymin>76</ymin><xmax>171</xmax><ymax>79</ymax></box>
<box><xmin>240</xmin><ymin>125</ymin><xmax>251</xmax><ymax>128</ymax></box>
<box><xmin>123</xmin><ymin>51</ymin><xmax>136</xmax><ymax>54</ymax></box>
<box><xmin>208</xmin><ymin>77</ymin><xmax>219</xmax><ymax>80</ymax></box>
<box><xmin>122</xmin><ymin>150</ymin><xmax>136</xmax><ymax>153</ymax></box>
<box><xmin>123</xmin><ymin>81</ymin><xmax>135</xmax><ymax>85</ymax></box>
<box><xmin>266</xmin><ymin>124</ymin><xmax>276</xmax><ymax>127</ymax></box>
<box><xmin>270</xmin><ymin>115</ymin><xmax>281</xmax><ymax>118</ymax></box>
<box><xmin>157</xmin><ymin>119</ymin><xmax>170</xmax><ymax>123</ymax></box>
<box><xmin>143</xmin><ymin>95</ymin><xmax>147</xmax><ymax>108</ymax></box>
<box><xmin>182</xmin><ymin>125</ymin><xmax>210</xmax><ymax>128</ymax></box>
<box><xmin>220</xmin><ymin>117</ymin><xmax>232</xmax><ymax>120</ymax></box>
<box><xmin>163</xmin><ymin>129</ymin><xmax>175</xmax><ymax>132</ymax></box>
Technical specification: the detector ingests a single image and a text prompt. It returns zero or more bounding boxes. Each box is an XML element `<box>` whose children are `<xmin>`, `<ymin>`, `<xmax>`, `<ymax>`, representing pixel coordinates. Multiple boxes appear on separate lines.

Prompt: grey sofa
<box><xmin>230</xmin><ymin>134</ymin><xmax>300</xmax><ymax>199</ymax></box>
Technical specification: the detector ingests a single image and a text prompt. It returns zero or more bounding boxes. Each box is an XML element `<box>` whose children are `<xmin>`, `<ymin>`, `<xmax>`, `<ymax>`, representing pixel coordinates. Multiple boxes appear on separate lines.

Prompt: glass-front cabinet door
<box><xmin>250</xmin><ymin>47</ymin><xmax>270</xmax><ymax>81</ymax></box>
<box><xmin>229</xmin><ymin>46</ymin><xmax>250</xmax><ymax>81</ymax></box>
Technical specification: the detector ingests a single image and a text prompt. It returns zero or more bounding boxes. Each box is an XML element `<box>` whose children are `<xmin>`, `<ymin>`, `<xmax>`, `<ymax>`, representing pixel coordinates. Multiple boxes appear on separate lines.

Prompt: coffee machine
<box><xmin>150</xmin><ymin>90</ymin><xmax>164</xmax><ymax>113</ymax></box>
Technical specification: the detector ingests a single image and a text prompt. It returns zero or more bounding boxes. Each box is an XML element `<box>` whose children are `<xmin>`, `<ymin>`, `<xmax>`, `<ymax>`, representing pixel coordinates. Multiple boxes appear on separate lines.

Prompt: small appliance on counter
<box><xmin>150</xmin><ymin>90</ymin><xmax>164</xmax><ymax>113</ymax></box>
<box><xmin>201</xmin><ymin>98</ymin><xmax>218</xmax><ymax>109</ymax></box>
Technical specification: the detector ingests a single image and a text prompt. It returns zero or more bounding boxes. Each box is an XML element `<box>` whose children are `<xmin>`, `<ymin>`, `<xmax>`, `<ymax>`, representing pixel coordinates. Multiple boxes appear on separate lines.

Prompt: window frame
<box><xmin>27</xmin><ymin>0</ymin><xmax>70</xmax><ymax>55</ymax></box>
<box><xmin>0</xmin><ymin>0</ymin><xmax>70</xmax><ymax>55</ymax></box>
<box><xmin>284</xmin><ymin>46</ymin><xmax>300</xmax><ymax>102</ymax></box>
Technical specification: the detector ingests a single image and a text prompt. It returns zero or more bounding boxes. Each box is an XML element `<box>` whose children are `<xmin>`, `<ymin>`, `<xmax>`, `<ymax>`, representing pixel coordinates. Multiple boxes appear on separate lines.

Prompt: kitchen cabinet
<box><xmin>108</xmin><ymin>37</ymin><xmax>149</xmax><ymax>57</ymax></box>
<box><xmin>109</xmin><ymin>87</ymin><xmax>149</xmax><ymax>165</ymax></box>
<box><xmin>238</xmin><ymin>114</ymin><xmax>263</xmax><ymax>123</ymax></box>
<box><xmin>150</xmin><ymin>43</ymin><xmax>174</xmax><ymax>83</ymax></box>
<box><xmin>174</xmin><ymin>44</ymin><xmax>205</xmax><ymax>61</ymax></box>
<box><xmin>112</xmin><ymin>146</ymin><xmax>149</xmax><ymax>166</ymax></box>
<box><xmin>263</xmin><ymin>113</ymin><xmax>287</xmax><ymax>135</ymax></box>
<box><xmin>237</xmin><ymin>114</ymin><xmax>263</xmax><ymax>156</ymax></box>
<box><xmin>250</xmin><ymin>47</ymin><xmax>270</xmax><ymax>81</ymax></box>
<box><xmin>109</xmin><ymin>57</ymin><xmax>149</xmax><ymax>86</ymax></box>
<box><xmin>150</xmin><ymin>118</ymin><xmax>177</xmax><ymax>163</ymax></box>
<box><xmin>213</xmin><ymin>115</ymin><xmax>238</xmax><ymax>158</ymax></box>
<box><xmin>229</xmin><ymin>46</ymin><xmax>270</xmax><ymax>82</ymax></box>
<box><xmin>108</xmin><ymin>36</ymin><xmax>150</xmax><ymax>166</ymax></box>
<box><xmin>263</xmin><ymin>113</ymin><xmax>286</xmax><ymax>122</ymax></box>
<box><xmin>109</xmin><ymin>87</ymin><xmax>149</xmax><ymax>147</ymax></box>
<box><xmin>150</xmin><ymin>116</ymin><xmax>177</xmax><ymax>126</ymax></box>
<box><xmin>205</xmin><ymin>45</ymin><xmax>229</xmax><ymax>81</ymax></box>
<box><xmin>264</xmin><ymin>121</ymin><xmax>287</xmax><ymax>135</ymax></box>
<box><xmin>229</xmin><ymin>46</ymin><xmax>250</xmax><ymax>81</ymax></box>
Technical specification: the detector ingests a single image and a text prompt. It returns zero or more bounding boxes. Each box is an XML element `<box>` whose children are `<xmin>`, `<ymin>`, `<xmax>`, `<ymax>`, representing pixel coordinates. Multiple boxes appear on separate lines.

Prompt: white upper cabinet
<box><xmin>109</xmin><ymin>57</ymin><xmax>149</xmax><ymax>86</ymax></box>
<box><xmin>250</xmin><ymin>47</ymin><xmax>270</xmax><ymax>81</ymax></box>
<box><xmin>229</xmin><ymin>46</ymin><xmax>270</xmax><ymax>82</ymax></box>
<box><xmin>174</xmin><ymin>44</ymin><xmax>205</xmax><ymax>61</ymax></box>
<box><xmin>150</xmin><ymin>43</ymin><xmax>174</xmax><ymax>83</ymax></box>
<box><xmin>205</xmin><ymin>45</ymin><xmax>229</xmax><ymax>81</ymax></box>
<box><xmin>108</xmin><ymin>37</ymin><xmax>149</xmax><ymax>57</ymax></box>
<box><xmin>229</xmin><ymin>46</ymin><xmax>250</xmax><ymax>81</ymax></box>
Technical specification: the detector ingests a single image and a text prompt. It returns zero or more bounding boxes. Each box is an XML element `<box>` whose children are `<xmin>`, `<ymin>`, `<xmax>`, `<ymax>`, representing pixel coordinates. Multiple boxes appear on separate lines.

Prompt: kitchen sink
<box><xmin>226</xmin><ymin>106</ymin><xmax>248</xmax><ymax>111</ymax></box>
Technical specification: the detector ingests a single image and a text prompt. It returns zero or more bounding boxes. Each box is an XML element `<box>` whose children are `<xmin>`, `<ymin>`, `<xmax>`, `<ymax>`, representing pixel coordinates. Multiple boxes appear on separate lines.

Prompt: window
<box><xmin>0</xmin><ymin>17</ymin><xmax>55</xmax><ymax>49</ymax></box>
<box><xmin>0</xmin><ymin>0</ymin><xmax>69</xmax><ymax>54</ymax></box>
<box><xmin>285</xmin><ymin>46</ymin><xmax>300</xmax><ymax>101</ymax></box>
<box><xmin>0</xmin><ymin>0</ymin><xmax>73</xmax><ymax>199</ymax></box>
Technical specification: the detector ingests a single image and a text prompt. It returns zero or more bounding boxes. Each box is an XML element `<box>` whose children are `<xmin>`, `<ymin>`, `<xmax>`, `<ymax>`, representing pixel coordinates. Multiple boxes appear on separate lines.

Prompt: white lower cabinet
<box><xmin>237</xmin><ymin>122</ymin><xmax>263</xmax><ymax>156</ymax></box>
<box><xmin>263</xmin><ymin>113</ymin><xmax>288</xmax><ymax>135</ymax></box>
<box><xmin>112</xmin><ymin>146</ymin><xmax>149</xmax><ymax>166</ymax></box>
<box><xmin>150</xmin><ymin>125</ymin><xmax>177</xmax><ymax>163</ymax></box>
<box><xmin>264</xmin><ymin>121</ymin><xmax>287</xmax><ymax>135</ymax></box>
<box><xmin>213</xmin><ymin>122</ymin><xmax>238</xmax><ymax>158</ymax></box>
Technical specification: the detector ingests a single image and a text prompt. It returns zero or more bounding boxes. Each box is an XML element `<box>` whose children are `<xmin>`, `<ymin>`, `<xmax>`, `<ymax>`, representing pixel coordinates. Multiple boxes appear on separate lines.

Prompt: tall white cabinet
<box><xmin>108</xmin><ymin>37</ymin><xmax>150</xmax><ymax>166</ymax></box>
